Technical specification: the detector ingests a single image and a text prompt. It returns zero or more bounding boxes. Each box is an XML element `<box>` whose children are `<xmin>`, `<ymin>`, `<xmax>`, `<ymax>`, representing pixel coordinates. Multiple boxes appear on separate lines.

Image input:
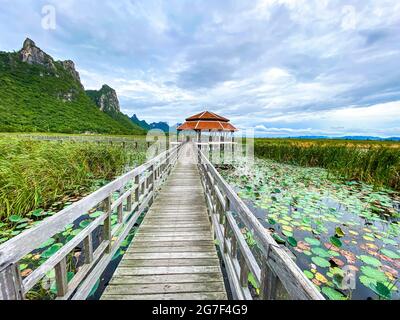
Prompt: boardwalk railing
<box><xmin>197</xmin><ymin>146</ymin><xmax>324</xmax><ymax>300</ymax></box>
<box><xmin>0</xmin><ymin>144</ymin><xmax>182</xmax><ymax>300</ymax></box>
<box><xmin>9</xmin><ymin>134</ymin><xmax>151</xmax><ymax>150</ymax></box>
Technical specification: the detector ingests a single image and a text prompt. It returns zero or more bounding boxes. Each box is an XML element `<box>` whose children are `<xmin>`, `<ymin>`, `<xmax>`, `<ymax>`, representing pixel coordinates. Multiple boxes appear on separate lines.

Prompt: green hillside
<box><xmin>0</xmin><ymin>49</ymin><xmax>145</xmax><ymax>134</ymax></box>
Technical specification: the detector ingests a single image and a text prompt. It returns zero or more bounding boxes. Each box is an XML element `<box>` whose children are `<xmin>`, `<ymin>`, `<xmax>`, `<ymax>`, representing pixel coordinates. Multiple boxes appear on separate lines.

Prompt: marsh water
<box><xmin>218</xmin><ymin>157</ymin><xmax>400</xmax><ymax>300</ymax></box>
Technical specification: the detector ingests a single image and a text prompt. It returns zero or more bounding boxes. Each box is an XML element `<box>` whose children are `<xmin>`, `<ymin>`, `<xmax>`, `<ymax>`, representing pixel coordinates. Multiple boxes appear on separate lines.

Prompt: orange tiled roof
<box><xmin>177</xmin><ymin>111</ymin><xmax>237</xmax><ymax>132</ymax></box>
<box><xmin>185</xmin><ymin>111</ymin><xmax>229</xmax><ymax>122</ymax></box>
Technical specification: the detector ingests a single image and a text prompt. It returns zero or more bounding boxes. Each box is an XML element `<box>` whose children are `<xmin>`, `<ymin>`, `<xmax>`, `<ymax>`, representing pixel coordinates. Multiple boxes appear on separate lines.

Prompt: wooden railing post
<box><xmin>55</xmin><ymin>257</ymin><xmax>68</xmax><ymax>297</ymax></box>
<box><xmin>103</xmin><ymin>195</ymin><xmax>112</xmax><ymax>253</ymax></box>
<box><xmin>260</xmin><ymin>258</ymin><xmax>279</xmax><ymax>300</ymax></box>
<box><xmin>223</xmin><ymin>220</ymin><xmax>230</xmax><ymax>254</ymax></box>
<box><xmin>83</xmin><ymin>234</ymin><xmax>94</xmax><ymax>264</ymax></box>
<box><xmin>127</xmin><ymin>192</ymin><xmax>132</xmax><ymax>212</ymax></box>
<box><xmin>117</xmin><ymin>202</ymin><xmax>123</xmax><ymax>224</ymax></box>
<box><xmin>239</xmin><ymin>254</ymin><xmax>249</xmax><ymax>287</ymax></box>
<box><xmin>135</xmin><ymin>175</ymin><xmax>140</xmax><ymax>205</ymax></box>
<box><xmin>0</xmin><ymin>264</ymin><xmax>24</xmax><ymax>300</ymax></box>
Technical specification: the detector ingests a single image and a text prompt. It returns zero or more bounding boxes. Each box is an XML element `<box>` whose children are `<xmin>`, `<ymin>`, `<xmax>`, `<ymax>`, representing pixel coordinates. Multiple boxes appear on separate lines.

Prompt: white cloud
<box><xmin>1</xmin><ymin>0</ymin><xmax>399</xmax><ymax>136</ymax></box>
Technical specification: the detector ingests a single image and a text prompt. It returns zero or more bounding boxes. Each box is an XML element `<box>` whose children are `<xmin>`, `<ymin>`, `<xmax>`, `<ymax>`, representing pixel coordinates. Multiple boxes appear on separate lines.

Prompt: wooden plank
<box><xmin>129</xmin><ymin>246</ymin><xmax>215</xmax><ymax>253</ymax></box>
<box><xmin>134</xmin><ymin>236</ymin><xmax>213</xmax><ymax>242</ymax></box>
<box><xmin>119</xmin><ymin>259</ymin><xmax>220</xmax><ymax>267</ymax></box>
<box><xmin>132</xmin><ymin>240</ymin><xmax>215</xmax><ymax>247</ymax></box>
<box><xmin>102</xmin><ymin>292</ymin><xmax>227</xmax><ymax>300</ymax></box>
<box><xmin>136</xmin><ymin>231</ymin><xmax>212</xmax><ymax>237</ymax></box>
<box><xmin>109</xmin><ymin>273</ymin><xmax>223</xmax><ymax>284</ymax></box>
<box><xmin>104</xmin><ymin>282</ymin><xmax>225</xmax><ymax>295</ymax></box>
<box><xmin>114</xmin><ymin>266</ymin><xmax>222</xmax><ymax>276</ymax></box>
<box><xmin>122</xmin><ymin>252</ymin><xmax>217</xmax><ymax>259</ymax></box>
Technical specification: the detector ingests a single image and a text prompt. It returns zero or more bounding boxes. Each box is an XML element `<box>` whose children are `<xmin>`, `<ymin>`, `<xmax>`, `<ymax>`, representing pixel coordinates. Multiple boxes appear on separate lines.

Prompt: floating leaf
<box><xmin>31</xmin><ymin>209</ymin><xmax>44</xmax><ymax>217</ymax></box>
<box><xmin>380</xmin><ymin>249</ymin><xmax>400</xmax><ymax>259</ymax></box>
<box><xmin>9</xmin><ymin>215</ymin><xmax>22</xmax><ymax>223</ymax></box>
<box><xmin>267</xmin><ymin>218</ymin><xmax>277</xmax><ymax>225</ymax></box>
<box><xmin>321</xmin><ymin>286</ymin><xmax>347</xmax><ymax>300</ymax></box>
<box><xmin>41</xmin><ymin>243</ymin><xmax>63</xmax><ymax>259</ymax></box>
<box><xmin>382</xmin><ymin>238</ymin><xmax>397</xmax><ymax>245</ymax></box>
<box><xmin>305</xmin><ymin>237</ymin><xmax>320</xmax><ymax>246</ymax></box>
<box><xmin>89</xmin><ymin>211</ymin><xmax>103</xmax><ymax>218</ymax></box>
<box><xmin>329</xmin><ymin>236</ymin><xmax>342</xmax><ymax>248</ymax></box>
<box><xmin>315</xmin><ymin>272</ymin><xmax>328</xmax><ymax>284</ymax></box>
<box><xmin>70</xmin><ymin>229</ymin><xmax>83</xmax><ymax>236</ymax></box>
<box><xmin>359</xmin><ymin>255</ymin><xmax>382</xmax><ymax>267</ymax></box>
<box><xmin>311</xmin><ymin>247</ymin><xmax>331</xmax><ymax>258</ymax></box>
<box><xmin>38</xmin><ymin>238</ymin><xmax>56</xmax><ymax>249</ymax></box>
<box><xmin>79</xmin><ymin>220</ymin><xmax>91</xmax><ymax>229</ymax></box>
<box><xmin>311</xmin><ymin>256</ymin><xmax>331</xmax><ymax>268</ymax></box>
<box><xmin>19</xmin><ymin>264</ymin><xmax>28</xmax><ymax>271</ymax></box>
<box><xmin>360</xmin><ymin>266</ymin><xmax>387</xmax><ymax>282</ymax></box>
<box><xmin>273</xmin><ymin>233</ymin><xmax>286</xmax><ymax>244</ymax></box>
<box><xmin>370</xmin><ymin>282</ymin><xmax>392</xmax><ymax>300</ymax></box>
<box><xmin>287</xmin><ymin>236</ymin><xmax>298</xmax><ymax>247</ymax></box>
<box><xmin>359</xmin><ymin>275</ymin><xmax>376</xmax><ymax>288</ymax></box>
<box><xmin>304</xmin><ymin>270</ymin><xmax>314</xmax><ymax>279</ymax></box>
<box><xmin>335</xmin><ymin>227</ymin><xmax>345</xmax><ymax>238</ymax></box>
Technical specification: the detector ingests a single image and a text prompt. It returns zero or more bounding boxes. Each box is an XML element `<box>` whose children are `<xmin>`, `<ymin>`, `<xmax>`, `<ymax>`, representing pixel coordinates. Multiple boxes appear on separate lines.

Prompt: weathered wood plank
<box><xmin>119</xmin><ymin>258</ymin><xmax>220</xmax><ymax>267</ymax></box>
<box><xmin>132</xmin><ymin>240</ymin><xmax>215</xmax><ymax>247</ymax></box>
<box><xmin>129</xmin><ymin>246</ymin><xmax>215</xmax><ymax>253</ymax></box>
<box><xmin>101</xmin><ymin>292</ymin><xmax>227</xmax><ymax>300</ymax></box>
<box><xmin>109</xmin><ymin>273</ymin><xmax>223</xmax><ymax>284</ymax></box>
<box><xmin>136</xmin><ymin>231</ymin><xmax>212</xmax><ymax>237</ymax></box>
<box><xmin>122</xmin><ymin>252</ymin><xmax>217</xmax><ymax>260</ymax></box>
<box><xmin>104</xmin><ymin>282</ymin><xmax>225</xmax><ymax>295</ymax></box>
<box><xmin>134</xmin><ymin>235</ymin><xmax>213</xmax><ymax>242</ymax></box>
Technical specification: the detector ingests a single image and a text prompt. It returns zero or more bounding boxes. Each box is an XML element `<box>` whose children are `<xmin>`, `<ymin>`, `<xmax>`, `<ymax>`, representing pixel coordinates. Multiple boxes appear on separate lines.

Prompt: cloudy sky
<box><xmin>1</xmin><ymin>0</ymin><xmax>400</xmax><ymax>137</ymax></box>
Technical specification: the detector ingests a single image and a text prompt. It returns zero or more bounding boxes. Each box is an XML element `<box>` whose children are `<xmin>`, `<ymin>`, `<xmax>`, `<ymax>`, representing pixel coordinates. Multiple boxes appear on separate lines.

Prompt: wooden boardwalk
<box><xmin>101</xmin><ymin>144</ymin><xmax>227</xmax><ymax>300</ymax></box>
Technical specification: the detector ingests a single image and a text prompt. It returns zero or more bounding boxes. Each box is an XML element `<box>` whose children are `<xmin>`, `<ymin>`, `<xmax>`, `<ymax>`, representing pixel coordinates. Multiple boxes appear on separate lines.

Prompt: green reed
<box><xmin>0</xmin><ymin>137</ymin><xmax>146</xmax><ymax>220</ymax></box>
<box><xmin>254</xmin><ymin>139</ymin><xmax>400</xmax><ymax>191</ymax></box>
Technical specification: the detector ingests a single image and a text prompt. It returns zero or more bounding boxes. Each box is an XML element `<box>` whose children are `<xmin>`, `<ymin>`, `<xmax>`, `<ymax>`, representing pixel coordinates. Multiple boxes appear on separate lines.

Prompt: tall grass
<box><xmin>0</xmin><ymin>138</ymin><xmax>146</xmax><ymax>221</ymax></box>
<box><xmin>254</xmin><ymin>139</ymin><xmax>400</xmax><ymax>191</ymax></box>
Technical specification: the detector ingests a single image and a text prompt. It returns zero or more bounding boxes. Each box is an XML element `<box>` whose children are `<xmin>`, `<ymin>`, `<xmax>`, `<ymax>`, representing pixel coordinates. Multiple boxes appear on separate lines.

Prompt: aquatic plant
<box><xmin>219</xmin><ymin>157</ymin><xmax>400</xmax><ymax>300</ymax></box>
<box><xmin>254</xmin><ymin>139</ymin><xmax>400</xmax><ymax>191</ymax></box>
<box><xmin>0</xmin><ymin>137</ymin><xmax>146</xmax><ymax>222</ymax></box>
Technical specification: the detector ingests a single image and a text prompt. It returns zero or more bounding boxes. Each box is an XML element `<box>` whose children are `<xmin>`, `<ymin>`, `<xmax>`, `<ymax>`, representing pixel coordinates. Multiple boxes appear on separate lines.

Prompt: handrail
<box><xmin>0</xmin><ymin>143</ymin><xmax>182</xmax><ymax>300</ymax></box>
<box><xmin>197</xmin><ymin>145</ymin><xmax>324</xmax><ymax>300</ymax></box>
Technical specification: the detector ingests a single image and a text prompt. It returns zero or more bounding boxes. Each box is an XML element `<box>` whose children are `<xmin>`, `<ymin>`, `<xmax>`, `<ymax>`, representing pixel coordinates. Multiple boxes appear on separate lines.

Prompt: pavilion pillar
<box><xmin>221</xmin><ymin>131</ymin><xmax>225</xmax><ymax>158</ymax></box>
<box><xmin>231</xmin><ymin>131</ymin><xmax>235</xmax><ymax>161</ymax></box>
<box><xmin>208</xmin><ymin>129</ymin><xmax>212</xmax><ymax>156</ymax></box>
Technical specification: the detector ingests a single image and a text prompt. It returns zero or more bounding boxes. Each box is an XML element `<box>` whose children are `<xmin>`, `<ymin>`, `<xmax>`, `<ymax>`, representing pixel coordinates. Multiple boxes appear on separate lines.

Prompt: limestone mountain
<box><xmin>0</xmin><ymin>38</ymin><xmax>145</xmax><ymax>134</ymax></box>
<box><xmin>86</xmin><ymin>84</ymin><xmax>120</xmax><ymax>114</ymax></box>
<box><xmin>86</xmin><ymin>85</ymin><xmax>140</xmax><ymax>132</ymax></box>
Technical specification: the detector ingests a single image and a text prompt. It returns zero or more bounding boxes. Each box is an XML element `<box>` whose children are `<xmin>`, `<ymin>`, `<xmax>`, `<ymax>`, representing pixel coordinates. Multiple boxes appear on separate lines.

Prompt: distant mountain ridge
<box><xmin>131</xmin><ymin>114</ymin><xmax>173</xmax><ymax>133</ymax></box>
<box><xmin>0</xmin><ymin>38</ymin><xmax>145</xmax><ymax>134</ymax></box>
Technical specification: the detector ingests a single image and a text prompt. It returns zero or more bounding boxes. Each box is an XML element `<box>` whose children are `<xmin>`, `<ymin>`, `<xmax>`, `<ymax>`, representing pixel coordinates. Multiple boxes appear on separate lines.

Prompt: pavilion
<box><xmin>177</xmin><ymin>111</ymin><xmax>238</xmax><ymax>144</ymax></box>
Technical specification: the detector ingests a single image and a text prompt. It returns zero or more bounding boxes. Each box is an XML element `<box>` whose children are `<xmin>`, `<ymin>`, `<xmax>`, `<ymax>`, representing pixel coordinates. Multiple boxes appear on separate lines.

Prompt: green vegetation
<box><xmin>254</xmin><ymin>138</ymin><xmax>400</xmax><ymax>191</ymax></box>
<box><xmin>0</xmin><ymin>137</ymin><xmax>146</xmax><ymax>224</ymax></box>
<box><xmin>0</xmin><ymin>52</ymin><xmax>145</xmax><ymax>134</ymax></box>
<box><xmin>219</xmin><ymin>156</ymin><xmax>400</xmax><ymax>300</ymax></box>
